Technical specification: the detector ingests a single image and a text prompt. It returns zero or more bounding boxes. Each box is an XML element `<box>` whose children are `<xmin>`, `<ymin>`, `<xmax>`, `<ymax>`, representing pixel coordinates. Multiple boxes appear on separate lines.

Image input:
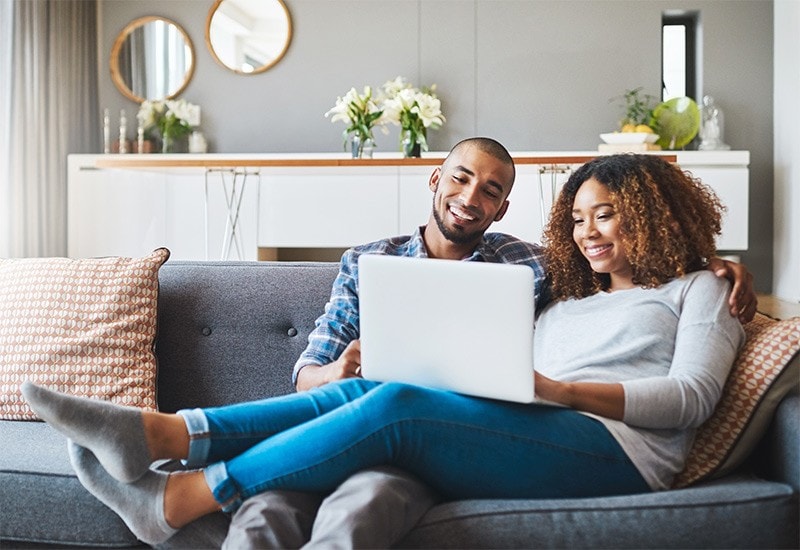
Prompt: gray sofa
<box><xmin>2</xmin><ymin>260</ymin><xmax>798</xmax><ymax>548</ymax></box>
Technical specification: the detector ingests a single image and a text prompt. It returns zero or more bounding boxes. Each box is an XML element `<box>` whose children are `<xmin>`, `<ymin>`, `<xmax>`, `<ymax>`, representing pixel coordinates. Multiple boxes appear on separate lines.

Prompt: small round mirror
<box><xmin>205</xmin><ymin>0</ymin><xmax>292</xmax><ymax>75</ymax></box>
<box><xmin>110</xmin><ymin>16</ymin><xmax>195</xmax><ymax>103</ymax></box>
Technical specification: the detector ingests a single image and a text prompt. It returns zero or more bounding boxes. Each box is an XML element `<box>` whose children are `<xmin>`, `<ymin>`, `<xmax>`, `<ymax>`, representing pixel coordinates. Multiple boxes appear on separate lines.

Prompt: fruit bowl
<box><xmin>600</xmin><ymin>132</ymin><xmax>660</xmax><ymax>145</ymax></box>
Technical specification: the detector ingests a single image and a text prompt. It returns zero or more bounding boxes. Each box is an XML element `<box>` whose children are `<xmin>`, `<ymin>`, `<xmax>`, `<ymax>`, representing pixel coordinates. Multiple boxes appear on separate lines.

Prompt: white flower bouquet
<box><xmin>379</xmin><ymin>76</ymin><xmax>445</xmax><ymax>156</ymax></box>
<box><xmin>324</xmin><ymin>86</ymin><xmax>384</xmax><ymax>157</ymax></box>
<box><xmin>137</xmin><ymin>99</ymin><xmax>201</xmax><ymax>153</ymax></box>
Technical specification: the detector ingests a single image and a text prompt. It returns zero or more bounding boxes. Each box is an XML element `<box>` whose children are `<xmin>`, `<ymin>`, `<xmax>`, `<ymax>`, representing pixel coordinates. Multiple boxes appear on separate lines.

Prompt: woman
<box><xmin>22</xmin><ymin>154</ymin><xmax>744</xmax><ymax>546</ymax></box>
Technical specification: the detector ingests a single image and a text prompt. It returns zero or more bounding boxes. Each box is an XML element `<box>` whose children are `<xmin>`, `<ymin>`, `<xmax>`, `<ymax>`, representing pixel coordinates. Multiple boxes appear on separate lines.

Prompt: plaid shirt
<box><xmin>292</xmin><ymin>227</ymin><xmax>547</xmax><ymax>384</ymax></box>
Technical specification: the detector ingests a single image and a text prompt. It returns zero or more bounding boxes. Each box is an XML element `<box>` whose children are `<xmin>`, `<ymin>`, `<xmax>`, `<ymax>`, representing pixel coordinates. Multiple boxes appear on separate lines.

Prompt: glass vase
<box><xmin>402</xmin><ymin>129</ymin><xmax>422</xmax><ymax>158</ymax></box>
<box><xmin>161</xmin><ymin>133</ymin><xmax>189</xmax><ymax>153</ymax></box>
<box><xmin>350</xmin><ymin>135</ymin><xmax>374</xmax><ymax>159</ymax></box>
<box><xmin>161</xmin><ymin>133</ymin><xmax>173</xmax><ymax>154</ymax></box>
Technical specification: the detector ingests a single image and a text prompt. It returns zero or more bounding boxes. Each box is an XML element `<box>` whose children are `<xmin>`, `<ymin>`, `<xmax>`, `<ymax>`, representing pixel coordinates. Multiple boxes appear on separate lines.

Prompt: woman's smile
<box><xmin>584</xmin><ymin>243</ymin><xmax>613</xmax><ymax>258</ymax></box>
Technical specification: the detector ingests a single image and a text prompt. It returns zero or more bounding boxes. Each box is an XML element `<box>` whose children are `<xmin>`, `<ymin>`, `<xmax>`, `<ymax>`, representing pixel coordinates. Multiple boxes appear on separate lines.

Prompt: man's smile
<box><xmin>448</xmin><ymin>203</ymin><xmax>478</xmax><ymax>224</ymax></box>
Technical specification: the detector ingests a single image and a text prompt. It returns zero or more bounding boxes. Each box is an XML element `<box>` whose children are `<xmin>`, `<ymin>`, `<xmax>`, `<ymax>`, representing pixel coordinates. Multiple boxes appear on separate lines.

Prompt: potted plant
<box><xmin>611</xmin><ymin>87</ymin><xmax>657</xmax><ymax>133</ymax></box>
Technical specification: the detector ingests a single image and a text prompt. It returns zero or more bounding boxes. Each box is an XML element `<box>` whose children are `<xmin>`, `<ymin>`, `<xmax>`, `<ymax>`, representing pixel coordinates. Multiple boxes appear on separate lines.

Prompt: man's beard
<box><xmin>432</xmin><ymin>199</ymin><xmax>484</xmax><ymax>245</ymax></box>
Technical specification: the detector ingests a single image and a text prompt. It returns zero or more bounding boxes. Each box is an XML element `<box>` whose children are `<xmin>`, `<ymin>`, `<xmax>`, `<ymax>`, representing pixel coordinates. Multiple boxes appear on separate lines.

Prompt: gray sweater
<box><xmin>533</xmin><ymin>271</ymin><xmax>745</xmax><ymax>490</ymax></box>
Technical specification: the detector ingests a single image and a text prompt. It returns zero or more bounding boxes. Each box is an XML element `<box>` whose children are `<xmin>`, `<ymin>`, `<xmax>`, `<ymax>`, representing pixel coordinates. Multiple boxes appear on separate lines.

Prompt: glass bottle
<box><xmin>699</xmin><ymin>95</ymin><xmax>730</xmax><ymax>151</ymax></box>
<box><xmin>118</xmin><ymin>109</ymin><xmax>128</xmax><ymax>154</ymax></box>
<box><xmin>103</xmin><ymin>108</ymin><xmax>110</xmax><ymax>154</ymax></box>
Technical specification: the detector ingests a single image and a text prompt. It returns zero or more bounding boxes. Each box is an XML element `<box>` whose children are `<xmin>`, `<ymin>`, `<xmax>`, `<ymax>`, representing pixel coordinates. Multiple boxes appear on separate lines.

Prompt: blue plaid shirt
<box><xmin>292</xmin><ymin>227</ymin><xmax>547</xmax><ymax>384</ymax></box>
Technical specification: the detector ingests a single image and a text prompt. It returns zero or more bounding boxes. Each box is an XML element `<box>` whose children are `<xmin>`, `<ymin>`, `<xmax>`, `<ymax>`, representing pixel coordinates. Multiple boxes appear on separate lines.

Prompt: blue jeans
<box><xmin>178</xmin><ymin>379</ymin><xmax>649</xmax><ymax>512</ymax></box>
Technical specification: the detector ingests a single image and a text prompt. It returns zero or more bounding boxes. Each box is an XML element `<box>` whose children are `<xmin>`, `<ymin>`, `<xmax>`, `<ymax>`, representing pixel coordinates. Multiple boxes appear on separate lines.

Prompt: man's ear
<box><xmin>428</xmin><ymin>167</ymin><xmax>441</xmax><ymax>192</ymax></box>
<box><xmin>493</xmin><ymin>200</ymin><xmax>510</xmax><ymax>222</ymax></box>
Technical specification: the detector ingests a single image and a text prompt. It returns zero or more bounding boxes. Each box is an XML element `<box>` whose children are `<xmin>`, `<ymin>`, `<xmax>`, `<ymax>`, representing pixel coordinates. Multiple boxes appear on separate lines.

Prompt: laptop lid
<box><xmin>358</xmin><ymin>254</ymin><xmax>536</xmax><ymax>403</ymax></box>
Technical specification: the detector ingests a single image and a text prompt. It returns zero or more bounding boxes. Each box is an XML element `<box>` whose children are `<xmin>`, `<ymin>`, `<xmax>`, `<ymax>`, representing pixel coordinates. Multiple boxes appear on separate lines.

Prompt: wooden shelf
<box><xmin>93</xmin><ymin>153</ymin><xmax>676</xmax><ymax>170</ymax></box>
<box><xmin>757</xmin><ymin>294</ymin><xmax>800</xmax><ymax>320</ymax></box>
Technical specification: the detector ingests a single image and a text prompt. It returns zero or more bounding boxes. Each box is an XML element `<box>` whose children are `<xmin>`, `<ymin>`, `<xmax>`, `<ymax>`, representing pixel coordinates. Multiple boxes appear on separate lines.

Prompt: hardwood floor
<box><xmin>757</xmin><ymin>294</ymin><xmax>800</xmax><ymax>320</ymax></box>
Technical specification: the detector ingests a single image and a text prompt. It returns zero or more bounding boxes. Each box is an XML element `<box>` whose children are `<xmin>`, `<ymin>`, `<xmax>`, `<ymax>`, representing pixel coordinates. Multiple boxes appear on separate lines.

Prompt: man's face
<box><xmin>429</xmin><ymin>144</ymin><xmax>513</xmax><ymax>246</ymax></box>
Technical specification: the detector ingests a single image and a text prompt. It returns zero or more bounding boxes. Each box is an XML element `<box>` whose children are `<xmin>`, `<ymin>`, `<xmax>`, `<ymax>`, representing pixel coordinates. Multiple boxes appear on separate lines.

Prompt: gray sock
<box><xmin>68</xmin><ymin>441</ymin><xmax>178</xmax><ymax>546</ymax></box>
<box><xmin>21</xmin><ymin>381</ymin><xmax>152</xmax><ymax>482</ymax></box>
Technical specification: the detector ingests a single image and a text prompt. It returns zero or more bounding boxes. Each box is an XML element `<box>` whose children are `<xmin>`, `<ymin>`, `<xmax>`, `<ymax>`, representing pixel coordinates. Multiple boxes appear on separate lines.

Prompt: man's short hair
<box><xmin>448</xmin><ymin>137</ymin><xmax>515</xmax><ymax>187</ymax></box>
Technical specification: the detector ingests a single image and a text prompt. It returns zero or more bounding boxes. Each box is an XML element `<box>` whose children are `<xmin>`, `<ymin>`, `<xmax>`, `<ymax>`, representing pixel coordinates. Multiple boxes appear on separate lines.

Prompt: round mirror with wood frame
<box><xmin>205</xmin><ymin>0</ymin><xmax>292</xmax><ymax>75</ymax></box>
<box><xmin>110</xmin><ymin>16</ymin><xmax>196</xmax><ymax>103</ymax></box>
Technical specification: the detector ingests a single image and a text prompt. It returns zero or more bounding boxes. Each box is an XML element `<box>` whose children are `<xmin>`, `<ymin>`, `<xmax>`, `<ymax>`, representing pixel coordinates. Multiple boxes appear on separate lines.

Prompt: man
<box><xmin>222</xmin><ymin>137</ymin><xmax>756</xmax><ymax>548</ymax></box>
<box><xmin>294</xmin><ymin>137</ymin><xmax>547</xmax><ymax>391</ymax></box>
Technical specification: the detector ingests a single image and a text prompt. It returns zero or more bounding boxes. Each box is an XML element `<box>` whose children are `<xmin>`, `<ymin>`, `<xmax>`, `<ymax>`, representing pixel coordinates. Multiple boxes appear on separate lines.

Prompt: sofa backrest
<box><xmin>155</xmin><ymin>261</ymin><xmax>338</xmax><ymax>412</ymax></box>
<box><xmin>153</xmin><ymin>260</ymin><xmax>799</xmax><ymax>490</ymax></box>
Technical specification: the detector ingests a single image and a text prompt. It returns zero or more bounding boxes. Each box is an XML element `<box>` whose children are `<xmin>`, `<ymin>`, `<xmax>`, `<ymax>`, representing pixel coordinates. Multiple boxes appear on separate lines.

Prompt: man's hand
<box><xmin>707</xmin><ymin>257</ymin><xmax>757</xmax><ymax>323</ymax></box>
<box><xmin>295</xmin><ymin>340</ymin><xmax>362</xmax><ymax>391</ymax></box>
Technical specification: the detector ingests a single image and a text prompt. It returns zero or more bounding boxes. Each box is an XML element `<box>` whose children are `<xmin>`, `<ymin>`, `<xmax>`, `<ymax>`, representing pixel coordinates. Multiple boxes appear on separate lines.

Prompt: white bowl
<box><xmin>600</xmin><ymin>132</ymin><xmax>660</xmax><ymax>144</ymax></box>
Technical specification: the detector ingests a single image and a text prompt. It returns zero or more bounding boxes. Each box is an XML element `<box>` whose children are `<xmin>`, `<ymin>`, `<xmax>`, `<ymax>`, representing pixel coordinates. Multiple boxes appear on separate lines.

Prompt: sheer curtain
<box><xmin>0</xmin><ymin>0</ymin><xmax>98</xmax><ymax>258</ymax></box>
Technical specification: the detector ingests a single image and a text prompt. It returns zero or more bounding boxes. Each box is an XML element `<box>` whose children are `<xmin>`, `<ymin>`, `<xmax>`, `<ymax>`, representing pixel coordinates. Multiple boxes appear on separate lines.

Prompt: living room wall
<box><xmin>96</xmin><ymin>0</ymin><xmax>774</xmax><ymax>292</ymax></box>
<box><xmin>773</xmin><ymin>0</ymin><xmax>799</xmax><ymax>302</ymax></box>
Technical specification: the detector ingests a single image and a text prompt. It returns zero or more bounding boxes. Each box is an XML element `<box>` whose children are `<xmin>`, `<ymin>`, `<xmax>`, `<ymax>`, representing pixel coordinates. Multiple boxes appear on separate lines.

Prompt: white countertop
<box><xmin>69</xmin><ymin>150</ymin><xmax>749</xmax><ymax>171</ymax></box>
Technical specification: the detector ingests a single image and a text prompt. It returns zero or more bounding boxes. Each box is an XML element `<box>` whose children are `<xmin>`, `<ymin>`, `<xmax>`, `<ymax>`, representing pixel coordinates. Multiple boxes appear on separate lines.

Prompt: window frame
<box><xmin>662</xmin><ymin>12</ymin><xmax>698</xmax><ymax>101</ymax></box>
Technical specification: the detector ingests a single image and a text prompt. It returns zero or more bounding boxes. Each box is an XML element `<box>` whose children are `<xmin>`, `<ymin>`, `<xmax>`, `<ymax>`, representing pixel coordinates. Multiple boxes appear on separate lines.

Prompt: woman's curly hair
<box><xmin>543</xmin><ymin>154</ymin><xmax>724</xmax><ymax>301</ymax></box>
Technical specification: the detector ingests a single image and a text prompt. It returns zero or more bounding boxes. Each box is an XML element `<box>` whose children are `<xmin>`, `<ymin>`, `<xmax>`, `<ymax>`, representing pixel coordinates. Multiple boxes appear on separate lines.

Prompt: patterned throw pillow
<box><xmin>673</xmin><ymin>312</ymin><xmax>800</xmax><ymax>488</ymax></box>
<box><xmin>0</xmin><ymin>248</ymin><xmax>170</xmax><ymax>420</ymax></box>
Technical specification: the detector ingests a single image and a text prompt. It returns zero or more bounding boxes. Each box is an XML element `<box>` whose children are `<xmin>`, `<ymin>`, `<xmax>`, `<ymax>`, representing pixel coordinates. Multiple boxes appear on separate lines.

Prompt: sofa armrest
<box><xmin>761</xmin><ymin>389</ymin><xmax>800</xmax><ymax>491</ymax></box>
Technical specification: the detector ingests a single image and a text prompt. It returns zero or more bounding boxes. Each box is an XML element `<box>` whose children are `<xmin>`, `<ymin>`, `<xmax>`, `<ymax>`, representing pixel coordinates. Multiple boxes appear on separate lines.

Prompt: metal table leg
<box><xmin>204</xmin><ymin>168</ymin><xmax>260</xmax><ymax>260</ymax></box>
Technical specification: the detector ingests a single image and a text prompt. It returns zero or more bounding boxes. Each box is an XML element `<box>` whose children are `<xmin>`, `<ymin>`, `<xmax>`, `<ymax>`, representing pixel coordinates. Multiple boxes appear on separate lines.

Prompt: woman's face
<box><xmin>571</xmin><ymin>178</ymin><xmax>634</xmax><ymax>290</ymax></box>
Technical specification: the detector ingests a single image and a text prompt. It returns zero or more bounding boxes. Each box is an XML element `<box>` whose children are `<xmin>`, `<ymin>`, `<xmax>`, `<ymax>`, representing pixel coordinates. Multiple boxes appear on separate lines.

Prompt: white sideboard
<box><xmin>67</xmin><ymin>151</ymin><xmax>749</xmax><ymax>261</ymax></box>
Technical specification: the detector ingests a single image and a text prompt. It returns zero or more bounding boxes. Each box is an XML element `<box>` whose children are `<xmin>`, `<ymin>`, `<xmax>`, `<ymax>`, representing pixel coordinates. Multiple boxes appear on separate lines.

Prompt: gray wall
<box><xmin>97</xmin><ymin>0</ymin><xmax>774</xmax><ymax>292</ymax></box>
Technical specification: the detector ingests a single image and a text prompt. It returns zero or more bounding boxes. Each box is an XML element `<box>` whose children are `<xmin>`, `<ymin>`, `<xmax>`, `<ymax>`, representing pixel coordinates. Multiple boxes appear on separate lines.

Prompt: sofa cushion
<box><xmin>154</xmin><ymin>261</ymin><xmax>338</xmax><ymax>412</ymax></box>
<box><xmin>0</xmin><ymin>248</ymin><xmax>169</xmax><ymax>420</ymax></box>
<box><xmin>398</xmin><ymin>476</ymin><xmax>798</xmax><ymax>549</ymax></box>
<box><xmin>0</xmin><ymin>421</ymin><xmax>232</xmax><ymax>548</ymax></box>
<box><xmin>0</xmin><ymin>421</ymin><xmax>141</xmax><ymax>547</ymax></box>
<box><xmin>674</xmin><ymin>313</ymin><xmax>800</xmax><ymax>488</ymax></box>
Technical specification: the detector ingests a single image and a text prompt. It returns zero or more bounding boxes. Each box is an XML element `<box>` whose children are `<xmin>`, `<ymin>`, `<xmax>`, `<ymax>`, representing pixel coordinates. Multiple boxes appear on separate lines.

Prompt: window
<box><xmin>662</xmin><ymin>13</ymin><xmax>698</xmax><ymax>101</ymax></box>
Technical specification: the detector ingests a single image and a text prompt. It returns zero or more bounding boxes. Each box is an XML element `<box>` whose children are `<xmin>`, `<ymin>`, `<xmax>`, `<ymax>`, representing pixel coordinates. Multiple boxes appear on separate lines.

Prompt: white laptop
<box><xmin>358</xmin><ymin>254</ymin><xmax>536</xmax><ymax>403</ymax></box>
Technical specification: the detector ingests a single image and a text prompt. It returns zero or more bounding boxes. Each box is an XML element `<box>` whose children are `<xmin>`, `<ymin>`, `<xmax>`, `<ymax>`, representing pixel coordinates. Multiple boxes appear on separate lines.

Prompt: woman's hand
<box><xmin>295</xmin><ymin>340</ymin><xmax>362</xmax><ymax>391</ymax></box>
<box><xmin>535</xmin><ymin>372</ymin><xmax>625</xmax><ymax>421</ymax></box>
<box><xmin>533</xmin><ymin>371</ymin><xmax>567</xmax><ymax>405</ymax></box>
<box><xmin>707</xmin><ymin>257</ymin><xmax>757</xmax><ymax>323</ymax></box>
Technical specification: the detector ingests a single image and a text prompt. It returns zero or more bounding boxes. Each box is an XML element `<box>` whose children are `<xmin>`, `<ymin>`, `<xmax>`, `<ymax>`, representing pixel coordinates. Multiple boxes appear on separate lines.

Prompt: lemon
<box><xmin>621</xmin><ymin>123</ymin><xmax>637</xmax><ymax>133</ymax></box>
<box><xmin>635</xmin><ymin>124</ymin><xmax>654</xmax><ymax>133</ymax></box>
